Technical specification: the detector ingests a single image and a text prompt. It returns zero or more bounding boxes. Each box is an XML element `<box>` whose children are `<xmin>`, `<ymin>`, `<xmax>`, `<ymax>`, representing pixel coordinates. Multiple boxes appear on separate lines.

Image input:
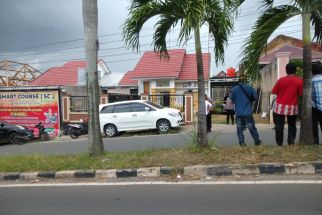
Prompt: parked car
<box><xmin>99</xmin><ymin>100</ymin><xmax>184</xmax><ymax>137</ymax></box>
<box><xmin>0</xmin><ymin>121</ymin><xmax>34</xmax><ymax>144</ymax></box>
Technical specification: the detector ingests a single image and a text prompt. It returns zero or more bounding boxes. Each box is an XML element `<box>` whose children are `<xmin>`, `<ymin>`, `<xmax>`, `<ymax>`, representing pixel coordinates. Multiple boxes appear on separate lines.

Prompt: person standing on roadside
<box><xmin>225</xmin><ymin>93</ymin><xmax>235</xmax><ymax>125</ymax></box>
<box><xmin>230</xmin><ymin>75</ymin><xmax>261</xmax><ymax>146</ymax></box>
<box><xmin>312</xmin><ymin>62</ymin><xmax>322</xmax><ymax>145</ymax></box>
<box><xmin>205</xmin><ymin>94</ymin><xmax>213</xmax><ymax>133</ymax></box>
<box><xmin>272</xmin><ymin>63</ymin><xmax>303</xmax><ymax>146</ymax></box>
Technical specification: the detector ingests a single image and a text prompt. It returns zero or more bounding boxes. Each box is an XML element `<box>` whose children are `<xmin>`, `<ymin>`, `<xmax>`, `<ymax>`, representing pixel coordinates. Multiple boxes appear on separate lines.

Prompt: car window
<box><xmin>114</xmin><ymin>103</ymin><xmax>132</xmax><ymax>113</ymax></box>
<box><xmin>100</xmin><ymin>105</ymin><xmax>114</xmax><ymax>114</ymax></box>
<box><xmin>144</xmin><ymin>101</ymin><xmax>163</xmax><ymax>109</ymax></box>
<box><xmin>131</xmin><ymin>103</ymin><xmax>148</xmax><ymax>112</ymax></box>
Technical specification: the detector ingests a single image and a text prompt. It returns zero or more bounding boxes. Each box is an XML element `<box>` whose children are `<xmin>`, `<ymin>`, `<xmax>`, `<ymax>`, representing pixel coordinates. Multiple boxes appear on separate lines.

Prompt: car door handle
<box><xmin>132</xmin><ymin>114</ymin><xmax>137</xmax><ymax>117</ymax></box>
<box><xmin>113</xmin><ymin>115</ymin><xmax>117</xmax><ymax>118</ymax></box>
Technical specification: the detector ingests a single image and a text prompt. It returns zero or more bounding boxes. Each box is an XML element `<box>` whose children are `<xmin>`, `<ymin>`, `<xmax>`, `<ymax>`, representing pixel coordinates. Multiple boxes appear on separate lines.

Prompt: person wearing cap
<box><xmin>312</xmin><ymin>62</ymin><xmax>322</xmax><ymax>145</ymax></box>
<box><xmin>230</xmin><ymin>75</ymin><xmax>261</xmax><ymax>146</ymax></box>
<box><xmin>272</xmin><ymin>62</ymin><xmax>303</xmax><ymax>146</ymax></box>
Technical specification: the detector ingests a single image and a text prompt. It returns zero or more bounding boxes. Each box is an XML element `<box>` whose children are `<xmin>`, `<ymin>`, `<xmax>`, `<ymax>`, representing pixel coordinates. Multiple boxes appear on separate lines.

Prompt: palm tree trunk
<box><xmin>82</xmin><ymin>0</ymin><xmax>104</xmax><ymax>155</ymax></box>
<box><xmin>194</xmin><ymin>26</ymin><xmax>208</xmax><ymax>147</ymax></box>
<box><xmin>299</xmin><ymin>12</ymin><xmax>314</xmax><ymax>144</ymax></box>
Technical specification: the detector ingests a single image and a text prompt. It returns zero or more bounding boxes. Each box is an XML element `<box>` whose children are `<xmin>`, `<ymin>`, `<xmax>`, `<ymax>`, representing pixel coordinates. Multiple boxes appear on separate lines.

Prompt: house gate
<box><xmin>148</xmin><ymin>94</ymin><xmax>185</xmax><ymax>112</ymax></box>
<box><xmin>108</xmin><ymin>93</ymin><xmax>140</xmax><ymax>103</ymax></box>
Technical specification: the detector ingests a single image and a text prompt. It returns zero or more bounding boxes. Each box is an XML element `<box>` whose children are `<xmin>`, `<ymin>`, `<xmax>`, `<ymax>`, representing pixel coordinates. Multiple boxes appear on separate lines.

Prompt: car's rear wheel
<box><xmin>157</xmin><ymin>119</ymin><xmax>170</xmax><ymax>133</ymax></box>
<box><xmin>104</xmin><ymin>124</ymin><xmax>118</xmax><ymax>137</ymax></box>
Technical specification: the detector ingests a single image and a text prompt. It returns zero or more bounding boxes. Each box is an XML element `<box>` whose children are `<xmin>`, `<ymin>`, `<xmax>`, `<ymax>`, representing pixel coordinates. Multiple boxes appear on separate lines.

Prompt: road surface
<box><xmin>1</xmin><ymin>183</ymin><xmax>321</xmax><ymax>215</ymax></box>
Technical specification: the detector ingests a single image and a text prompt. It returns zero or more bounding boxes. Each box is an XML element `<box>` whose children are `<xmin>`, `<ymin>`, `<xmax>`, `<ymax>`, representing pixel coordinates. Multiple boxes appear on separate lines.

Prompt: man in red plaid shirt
<box><xmin>272</xmin><ymin>63</ymin><xmax>303</xmax><ymax>146</ymax></box>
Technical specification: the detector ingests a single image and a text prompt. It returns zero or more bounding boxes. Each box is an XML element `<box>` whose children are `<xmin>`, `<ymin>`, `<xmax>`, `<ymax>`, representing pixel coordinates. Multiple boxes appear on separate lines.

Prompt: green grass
<box><xmin>0</xmin><ymin>145</ymin><xmax>321</xmax><ymax>172</ymax></box>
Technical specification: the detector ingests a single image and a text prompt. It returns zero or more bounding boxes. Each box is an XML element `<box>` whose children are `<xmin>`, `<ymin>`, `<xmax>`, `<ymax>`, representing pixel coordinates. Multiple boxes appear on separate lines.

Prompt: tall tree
<box><xmin>240</xmin><ymin>0</ymin><xmax>322</xmax><ymax>144</ymax></box>
<box><xmin>123</xmin><ymin>0</ymin><xmax>241</xmax><ymax>147</ymax></box>
<box><xmin>82</xmin><ymin>0</ymin><xmax>104</xmax><ymax>156</ymax></box>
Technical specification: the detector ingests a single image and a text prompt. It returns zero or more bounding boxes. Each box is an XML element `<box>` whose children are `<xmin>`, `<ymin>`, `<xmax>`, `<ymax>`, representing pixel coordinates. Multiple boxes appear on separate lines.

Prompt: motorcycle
<box><xmin>34</xmin><ymin>122</ymin><xmax>50</xmax><ymax>141</ymax></box>
<box><xmin>14</xmin><ymin>128</ymin><xmax>35</xmax><ymax>145</ymax></box>
<box><xmin>67</xmin><ymin>119</ymin><xmax>88</xmax><ymax>139</ymax></box>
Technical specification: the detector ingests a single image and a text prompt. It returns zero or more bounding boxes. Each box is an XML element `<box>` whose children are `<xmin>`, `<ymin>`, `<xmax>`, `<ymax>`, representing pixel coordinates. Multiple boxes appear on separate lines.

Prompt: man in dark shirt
<box><xmin>230</xmin><ymin>75</ymin><xmax>261</xmax><ymax>146</ymax></box>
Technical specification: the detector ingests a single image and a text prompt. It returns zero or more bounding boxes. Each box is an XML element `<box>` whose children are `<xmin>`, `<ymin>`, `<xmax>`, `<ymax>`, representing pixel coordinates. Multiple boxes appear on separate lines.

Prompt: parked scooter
<box><xmin>67</xmin><ymin>119</ymin><xmax>88</xmax><ymax>139</ymax></box>
<box><xmin>34</xmin><ymin>122</ymin><xmax>50</xmax><ymax>141</ymax></box>
<box><xmin>13</xmin><ymin>128</ymin><xmax>35</xmax><ymax>145</ymax></box>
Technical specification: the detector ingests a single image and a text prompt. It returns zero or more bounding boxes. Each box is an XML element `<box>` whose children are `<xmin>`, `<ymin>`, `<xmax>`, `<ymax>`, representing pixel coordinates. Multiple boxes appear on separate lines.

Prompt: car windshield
<box><xmin>144</xmin><ymin>101</ymin><xmax>163</xmax><ymax>109</ymax></box>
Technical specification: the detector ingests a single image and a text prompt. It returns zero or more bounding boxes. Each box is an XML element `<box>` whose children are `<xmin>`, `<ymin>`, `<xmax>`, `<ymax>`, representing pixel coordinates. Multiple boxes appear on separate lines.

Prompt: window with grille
<box><xmin>70</xmin><ymin>96</ymin><xmax>88</xmax><ymax>112</ymax></box>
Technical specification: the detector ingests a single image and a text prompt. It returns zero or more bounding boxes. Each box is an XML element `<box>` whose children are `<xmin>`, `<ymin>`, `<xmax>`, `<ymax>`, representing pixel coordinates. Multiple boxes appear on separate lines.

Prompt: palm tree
<box><xmin>122</xmin><ymin>0</ymin><xmax>242</xmax><ymax>147</ymax></box>
<box><xmin>82</xmin><ymin>0</ymin><xmax>104</xmax><ymax>156</ymax></box>
<box><xmin>240</xmin><ymin>0</ymin><xmax>322</xmax><ymax>144</ymax></box>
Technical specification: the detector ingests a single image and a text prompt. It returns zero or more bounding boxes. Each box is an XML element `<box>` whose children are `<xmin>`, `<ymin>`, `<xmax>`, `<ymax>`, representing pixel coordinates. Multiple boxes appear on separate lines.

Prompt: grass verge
<box><xmin>0</xmin><ymin>145</ymin><xmax>321</xmax><ymax>172</ymax></box>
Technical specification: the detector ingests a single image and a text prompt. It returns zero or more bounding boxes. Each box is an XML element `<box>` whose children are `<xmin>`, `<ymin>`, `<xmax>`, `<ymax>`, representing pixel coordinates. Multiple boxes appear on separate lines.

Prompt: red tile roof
<box><xmin>178</xmin><ymin>53</ymin><xmax>210</xmax><ymax>80</ymax></box>
<box><xmin>119</xmin><ymin>49</ymin><xmax>210</xmax><ymax>86</ymax></box>
<box><xmin>30</xmin><ymin>61</ymin><xmax>86</xmax><ymax>86</ymax></box>
<box><xmin>118</xmin><ymin>71</ymin><xmax>138</xmax><ymax>86</ymax></box>
<box><xmin>132</xmin><ymin>49</ymin><xmax>186</xmax><ymax>78</ymax></box>
<box><xmin>260</xmin><ymin>45</ymin><xmax>322</xmax><ymax>64</ymax></box>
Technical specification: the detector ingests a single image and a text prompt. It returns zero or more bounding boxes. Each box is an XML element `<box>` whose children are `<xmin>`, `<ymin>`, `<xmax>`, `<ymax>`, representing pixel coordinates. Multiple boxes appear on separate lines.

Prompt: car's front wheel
<box><xmin>157</xmin><ymin>119</ymin><xmax>170</xmax><ymax>133</ymax></box>
<box><xmin>8</xmin><ymin>133</ymin><xmax>18</xmax><ymax>144</ymax></box>
<box><xmin>104</xmin><ymin>124</ymin><xmax>118</xmax><ymax>137</ymax></box>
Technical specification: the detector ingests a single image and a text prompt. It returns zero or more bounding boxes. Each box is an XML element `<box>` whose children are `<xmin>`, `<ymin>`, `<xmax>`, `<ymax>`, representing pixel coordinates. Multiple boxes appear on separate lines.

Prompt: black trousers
<box><xmin>312</xmin><ymin>107</ymin><xmax>322</xmax><ymax>145</ymax></box>
<box><xmin>206</xmin><ymin>113</ymin><xmax>212</xmax><ymax>132</ymax></box>
<box><xmin>274</xmin><ymin>113</ymin><xmax>297</xmax><ymax>146</ymax></box>
<box><xmin>226</xmin><ymin>109</ymin><xmax>235</xmax><ymax>124</ymax></box>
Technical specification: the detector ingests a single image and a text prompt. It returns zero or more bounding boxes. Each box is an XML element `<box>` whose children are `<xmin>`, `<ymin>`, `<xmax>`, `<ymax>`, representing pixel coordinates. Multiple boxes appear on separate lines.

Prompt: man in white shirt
<box><xmin>205</xmin><ymin>95</ymin><xmax>213</xmax><ymax>132</ymax></box>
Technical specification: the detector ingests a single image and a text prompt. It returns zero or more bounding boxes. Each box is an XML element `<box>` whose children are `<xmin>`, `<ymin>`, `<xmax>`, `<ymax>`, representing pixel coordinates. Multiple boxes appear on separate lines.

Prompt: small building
<box><xmin>29</xmin><ymin>60</ymin><xmax>114</xmax><ymax>123</ymax></box>
<box><xmin>256</xmin><ymin>34</ymin><xmax>322</xmax><ymax>117</ymax></box>
<box><xmin>119</xmin><ymin>49</ymin><xmax>210</xmax><ymax>109</ymax></box>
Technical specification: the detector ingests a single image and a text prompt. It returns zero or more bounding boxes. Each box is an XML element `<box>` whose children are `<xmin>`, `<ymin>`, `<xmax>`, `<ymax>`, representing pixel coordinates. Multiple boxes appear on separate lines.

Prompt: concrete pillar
<box><xmin>141</xmin><ymin>94</ymin><xmax>149</xmax><ymax>101</ymax></box>
<box><xmin>62</xmin><ymin>96</ymin><xmax>70</xmax><ymax>122</ymax></box>
<box><xmin>184</xmin><ymin>93</ymin><xmax>194</xmax><ymax>125</ymax></box>
<box><xmin>100</xmin><ymin>94</ymin><xmax>108</xmax><ymax>104</ymax></box>
<box><xmin>275</xmin><ymin>52</ymin><xmax>291</xmax><ymax>79</ymax></box>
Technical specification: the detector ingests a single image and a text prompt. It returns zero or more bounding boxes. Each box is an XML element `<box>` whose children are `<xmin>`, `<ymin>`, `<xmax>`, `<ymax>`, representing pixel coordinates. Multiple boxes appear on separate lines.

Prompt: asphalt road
<box><xmin>0</xmin><ymin>124</ymin><xmax>320</xmax><ymax>155</ymax></box>
<box><xmin>0</xmin><ymin>184</ymin><xmax>321</xmax><ymax>215</ymax></box>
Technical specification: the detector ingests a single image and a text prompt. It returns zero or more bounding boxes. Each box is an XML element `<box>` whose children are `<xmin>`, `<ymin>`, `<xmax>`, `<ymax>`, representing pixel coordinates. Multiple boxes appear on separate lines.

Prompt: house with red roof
<box><xmin>119</xmin><ymin>49</ymin><xmax>210</xmax><ymax>106</ymax></box>
<box><xmin>29</xmin><ymin>60</ymin><xmax>115</xmax><ymax>123</ymax></box>
<box><xmin>30</xmin><ymin>60</ymin><xmax>113</xmax><ymax>87</ymax></box>
<box><xmin>256</xmin><ymin>34</ymin><xmax>322</xmax><ymax>119</ymax></box>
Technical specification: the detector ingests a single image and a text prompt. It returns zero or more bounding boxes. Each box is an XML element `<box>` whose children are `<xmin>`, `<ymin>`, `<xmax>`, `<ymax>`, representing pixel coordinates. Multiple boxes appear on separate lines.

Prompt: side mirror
<box><xmin>145</xmin><ymin>107</ymin><xmax>150</xmax><ymax>111</ymax></box>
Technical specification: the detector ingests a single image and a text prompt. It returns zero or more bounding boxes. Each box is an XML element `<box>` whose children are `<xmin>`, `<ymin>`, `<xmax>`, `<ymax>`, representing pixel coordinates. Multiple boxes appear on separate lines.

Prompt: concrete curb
<box><xmin>0</xmin><ymin>161</ymin><xmax>321</xmax><ymax>181</ymax></box>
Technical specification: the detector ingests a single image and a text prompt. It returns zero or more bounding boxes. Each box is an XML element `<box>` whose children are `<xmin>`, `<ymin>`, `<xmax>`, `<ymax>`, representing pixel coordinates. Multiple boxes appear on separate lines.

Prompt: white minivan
<box><xmin>99</xmin><ymin>100</ymin><xmax>184</xmax><ymax>137</ymax></box>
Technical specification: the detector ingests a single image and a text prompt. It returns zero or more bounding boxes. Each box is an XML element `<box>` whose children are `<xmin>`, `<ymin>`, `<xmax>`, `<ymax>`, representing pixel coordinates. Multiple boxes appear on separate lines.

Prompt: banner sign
<box><xmin>0</xmin><ymin>90</ymin><xmax>60</xmax><ymax>136</ymax></box>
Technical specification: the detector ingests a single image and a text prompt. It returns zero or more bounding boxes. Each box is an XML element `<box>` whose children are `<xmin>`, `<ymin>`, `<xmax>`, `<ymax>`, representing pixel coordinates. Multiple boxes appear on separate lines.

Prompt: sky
<box><xmin>0</xmin><ymin>0</ymin><xmax>302</xmax><ymax>83</ymax></box>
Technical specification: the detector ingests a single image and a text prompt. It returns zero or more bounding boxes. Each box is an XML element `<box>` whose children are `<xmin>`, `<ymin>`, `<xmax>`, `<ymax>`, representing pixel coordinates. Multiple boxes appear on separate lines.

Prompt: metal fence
<box><xmin>148</xmin><ymin>94</ymin><xmax>185</xmax><ymax>111</ymax></box>
<box><xmin>70</xmin><ymin>96</ymin><xmax>88</xmax><ymax>112</ymax></box>
<box><xmin>108</xmin><ymin>93</ymin><xmax>140</xmax><ymax>103</ymax></box>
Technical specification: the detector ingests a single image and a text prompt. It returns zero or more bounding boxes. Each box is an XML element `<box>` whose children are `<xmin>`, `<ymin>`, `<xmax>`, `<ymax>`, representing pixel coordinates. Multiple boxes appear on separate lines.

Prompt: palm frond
<box><xmin>129</xmin><ymin>0</ymin><xmax>157</xmax><ymax>10</ymax></box>
<box><xmin>259</xmin><ymin>0</ymin><xmax>274</xmax><ymax>13</ymax></box>
<box><xmin>311</xmin><ymin>6</ymin><xmax>322</xmax><ymax>45</ymax></box>
<box><xmin>122</xmin><ymin>2</ymin><xmax>161</xmax><ymax>52</ymax></box>
<box><xmin>153</xmin><ymin>14</ymin><xmax>180</xmax><ymax>58</ymax></box>
<box><xmin>207</xmin><ymin>11</ymin><xmax>234</xmax><ymax>65</ymax></box>
<box><xmin>240</xmin><ymin>5</ymin><xmax>300</xmax><ymax>81</ymax></box>
<box><xmin>205</xmin><ymin>0</ymin><xmax>238</xmax><ymax>64</ymax></box>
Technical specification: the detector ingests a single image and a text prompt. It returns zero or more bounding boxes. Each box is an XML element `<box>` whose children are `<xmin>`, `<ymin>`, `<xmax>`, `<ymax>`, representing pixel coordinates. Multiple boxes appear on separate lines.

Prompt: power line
<box><xmin>25</xmin><ymin>29</ymin><xmax>301</xmax><ymax>67</ymax></box>
<box><xmin>2</xmin><ymin>18</ymin><xmax>301</xmax><ymax>61</ymax></box>
<box><xmin>1</xmin><ymin>0</ymin><xmax>291</xmax><ymax>53</ymax></box>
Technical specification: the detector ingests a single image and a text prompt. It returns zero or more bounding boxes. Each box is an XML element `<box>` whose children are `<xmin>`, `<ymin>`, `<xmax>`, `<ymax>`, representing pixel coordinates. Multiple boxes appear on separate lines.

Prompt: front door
<box><xmin>130</xmin><ymin>102</ymin><xmax>154</xmax><ymax>129</ymax></box>
<box><xmin>144</xmin><ymin>81</ymin><xmax>150</xmax><ymax>94</ymax></box>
